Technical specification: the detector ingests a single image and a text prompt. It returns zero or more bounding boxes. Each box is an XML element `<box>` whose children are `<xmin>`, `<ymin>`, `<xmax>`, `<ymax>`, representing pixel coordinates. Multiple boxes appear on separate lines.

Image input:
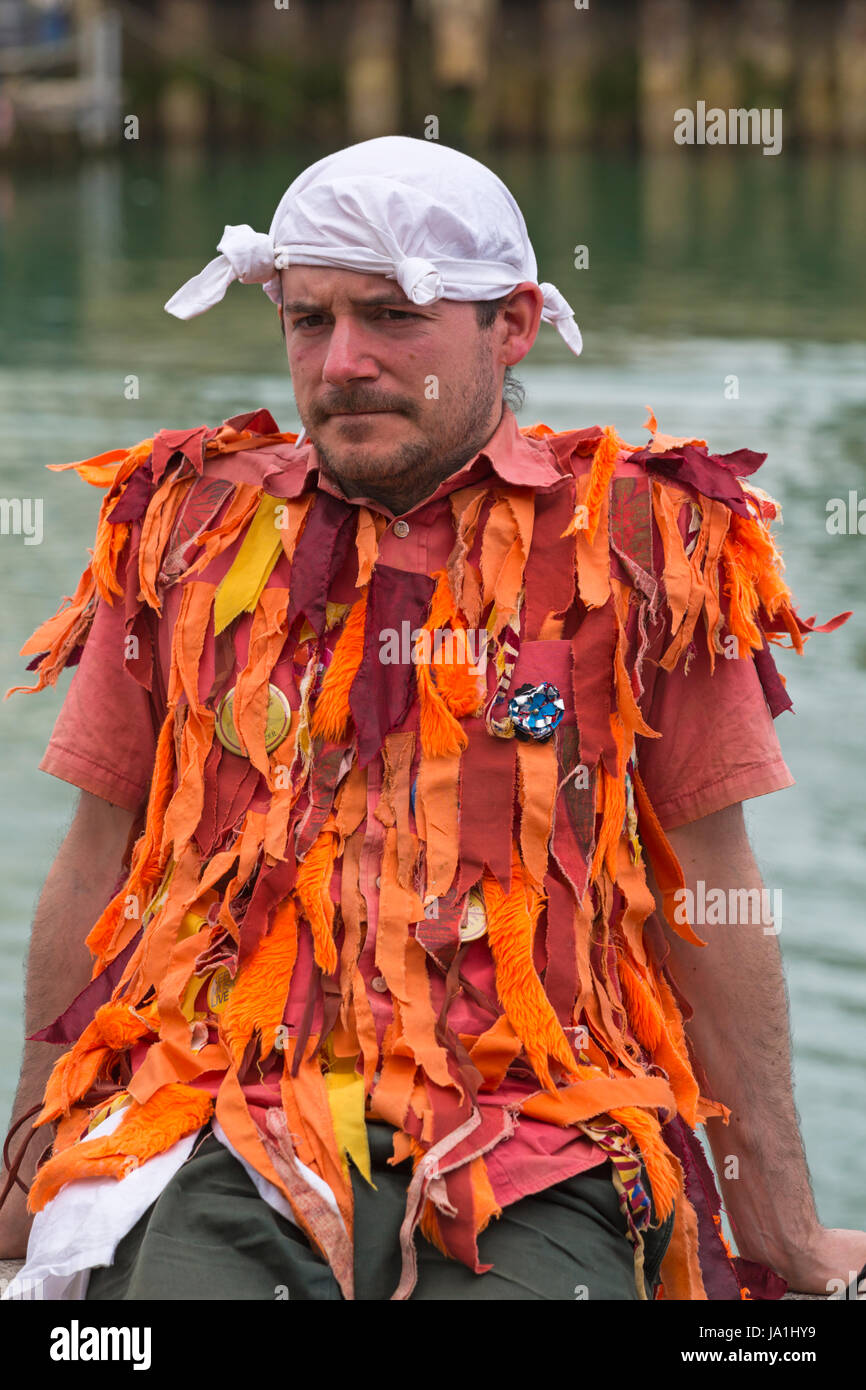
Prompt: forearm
<box><xmin>0</xmin><ymin>792</ymin><xmax>139</xmax><ymax>1254</ymax></box>
<box><xmin>652</xmin><ymin>803</ymin><xmax>818</xmax><ymax>1270</ymax></box>
<box><xmin>6</xmin><ymin>793</ymin><xmax>138</xmax><ymax>1178</ymax></box>
<box><xmin>10</xmin><ymin>849</ymin><xmax>112</xmax><ymax>1147</ymax></box>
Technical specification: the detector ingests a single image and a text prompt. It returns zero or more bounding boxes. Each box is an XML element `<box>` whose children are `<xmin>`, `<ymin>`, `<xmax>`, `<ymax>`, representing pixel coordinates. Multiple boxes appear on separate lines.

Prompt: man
<box><xmin>1</xmin><ymin>137</ymin><xmax>863</xmax><ymax>1301</ymax></box>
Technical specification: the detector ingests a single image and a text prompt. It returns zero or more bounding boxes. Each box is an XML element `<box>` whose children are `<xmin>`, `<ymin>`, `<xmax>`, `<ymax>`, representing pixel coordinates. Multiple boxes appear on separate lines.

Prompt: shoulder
<box><xmin>531</xmin><ymin>416</ymin><xmax>770</xmax><ymax>507</ymax></box>
<box><xmin>9</xmin><ymin>410</ymin><xmax>308</xmax><ymax>694</ymax></box>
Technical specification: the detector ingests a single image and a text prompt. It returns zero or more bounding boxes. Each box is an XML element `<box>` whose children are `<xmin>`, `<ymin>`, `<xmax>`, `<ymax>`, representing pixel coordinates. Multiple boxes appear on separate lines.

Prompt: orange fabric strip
<box><xmin>138</xmin><ymin>474</ymin><xmax>194</xmax><ymax>614</ymax></box>
<box><xmin>574</xmin><ymin>471</ymin><xmax>611</xmax><ymax>610</ymax></box>
<box><xmin>334</xmin><ymin>759</ymin><xmax>368</xmax><ymax>841</ymax></box>
<box><xmin>516</xmin><ymin>740</ymin><xmax>558</xmax><ymax>887</ymax></box>
<box><xmin>519</xmin><ymin>1069</ymin><xmax>676</xmax><ymax>1125</ymax></box>
<box><xmin>378</xmin><ymin>732</ymin><xmax>416</xmax><ymax>888</ymax></box>
<box><xmin>233</xmin><ymin>586</ymin><xmax>290</xmax><ymax>778</ymax></box>
<box><xmin>415</xmin><ymin>749</ymin><xmax>461</xmax><ymax>901</ymax></box>
<box><xmin>467</xmin><ymin>1013</ymin><xmax>524</xmax><ymax>1092</ymax></box>
<box><xmin>221</xmin><ymin>896</ymin><xmax>298</xmax><ymax>1067</ymax></box>
<box><xmin>631</xmin><ymin>767</ymin><xmax>705</xmax><ymax>947</ymax></box>
<box><xmin>279</xmin><ymin>1037</ymin><xmax>354</xmax><ymax>1236</ymax></box>
<box><xmin>277</xmin><ymin>492</ymin><xmax>314</xmax><ymax>564</ymax></box>
<box><xmin>354</xmin><ymin>506</ymin><xmax>382</xmax><ymax>586</ymax></box>
<box><xmin>658</xmin><ymin>1161</ymin><xmax>707</xmax><ymax>1299</ymax></box>
<box><xmin>651</xmin><ymin>481</ymin><xmax>692</xmax><ymax>637</ymax></box>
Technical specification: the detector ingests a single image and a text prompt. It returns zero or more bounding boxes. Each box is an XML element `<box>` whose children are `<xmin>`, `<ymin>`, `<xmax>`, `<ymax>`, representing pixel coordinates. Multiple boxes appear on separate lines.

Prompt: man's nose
<box><xmin>321</xmin><ymin>317</ymin><xmax>379</xmax><ymax>386</ymax></box>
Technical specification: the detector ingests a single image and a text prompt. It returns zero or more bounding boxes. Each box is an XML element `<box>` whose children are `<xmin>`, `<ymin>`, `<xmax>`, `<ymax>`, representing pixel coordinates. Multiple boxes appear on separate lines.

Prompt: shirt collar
<box><xmin>296</xmin><ymin>404</ymin><xmax>565</xmax><ymax>518</ymax></box>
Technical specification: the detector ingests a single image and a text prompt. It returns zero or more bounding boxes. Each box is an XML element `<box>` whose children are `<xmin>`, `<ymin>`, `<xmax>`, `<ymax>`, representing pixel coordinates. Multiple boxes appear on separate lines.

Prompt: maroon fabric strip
<box><xmin>194</xmin><ymin>742</ymin><xmax>223</xmax><ymax>857</ymax></box>
<box><xmin>541</xmin><ymin>867</ymin><xmax>579</xmax><ymax>1024</ymax></box>
<box><xmin>290</xmin><ymin>958</ymin><xmax>323</xmax><ymax>1077</ymax></box>
<box><xmin>225</xmin><ymin>408</ymin><xmax>281</xmax><ymax>436</ymax></box>
<box><xmin>237</xmin><ymin>854</ymin><xmax>297</xmax><ymax>967</ymax></box>
<box><xmin>707</xmin><ymin>445</ymin><xmax>767</xmax><ymax>477</ymax></box>
<box><xmin>415</xmin><ymin>882</ymin><xmax>464</xmax><ymax>963</ymax></box>
<box><xmin>630</xmin><ymin>445</ymin><xmax>758</xmax><ymax>519</ymax></box>
<box><xmin>108</xmin><ymin>465</ymin><xmax>155</xmax><ymax>523</ymax></box>
<box><xmin>455</xmin><ymin>735</ymin><xmax>517</xmax><ymax>895</ymax></box>
<box><xmin>294</xmin><ymin>743</ymin><xmax>349</xmax><ymax>860</ymax></box>
<box><xmin>287</xmin><ymin>493</ymin><xmax>357</xmax><ymax>638</ymax></box>
<box><xmin>753</xmin><ymin>634</ymin><xmax>794</xmax><ymax>718</ymax></box>
<box><xmin>552</xmin><ymin>724</ymin><xmax>594</xmax><ymax>902</ymax></box>
<box><xmin>732</xmin><ymin>1257</ymin><xmax>789</xmax><ymax>1301</ymax></box>
<box><xmin>522</xmin><ymin>480</ymin><xmax>576</xmax><ymax>640</ymax></box>
<box><xmin>217</xmin><ymin>759</ymin><xmax>263</xmax><ymax>841</ymax></box>
<box><xmin>662</xmin><ymin>1114</ymin><xmax>787</xmax><ymax>1299</ymax></box>
<box><xmin>349</xmin><ymin>564</ymin><xmax>436</xmax><ymax>768</ymax></box>
<box><xmin>787</xmin><ymin>605</ymin><xmax>852</xmax><ymax>636</ymax></box>
<box><xmin>119</xmin><ymin>533</ymin><xmax>155</xmax><ymax>694</ymax></box>
<box><xmin>570</xmin><ymin>599</ymin><xmax>618</xmax><ymax>772</ymax></box>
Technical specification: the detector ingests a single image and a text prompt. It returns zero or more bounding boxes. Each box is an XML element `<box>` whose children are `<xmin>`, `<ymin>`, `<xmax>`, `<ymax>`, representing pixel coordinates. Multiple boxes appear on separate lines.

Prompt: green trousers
<box><xmin>85</xmin><ymin>1121</ymin><xmax>674</xmax><ymax>1301</ymax></box>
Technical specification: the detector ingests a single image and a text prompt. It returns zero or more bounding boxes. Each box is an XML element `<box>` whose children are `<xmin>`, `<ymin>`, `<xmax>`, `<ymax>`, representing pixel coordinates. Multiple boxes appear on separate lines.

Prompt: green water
<box><xmin>0</xmin><ymin>148</ymin><xmax>864</xmax><ymax>1235</ymax></box>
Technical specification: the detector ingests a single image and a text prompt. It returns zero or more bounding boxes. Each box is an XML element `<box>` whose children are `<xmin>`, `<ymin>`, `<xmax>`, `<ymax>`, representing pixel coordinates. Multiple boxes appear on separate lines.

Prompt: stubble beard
<box><xmin>306</xmin><ymin>348</ymin><xmax>502</xmax><ymax>515</ymax></box>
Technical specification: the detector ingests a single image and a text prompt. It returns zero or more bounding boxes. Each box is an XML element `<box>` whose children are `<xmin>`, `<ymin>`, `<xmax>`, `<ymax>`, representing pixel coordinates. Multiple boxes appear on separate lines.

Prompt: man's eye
<box><xmin>289</xmin><ymin>309</ymin><xmax>416</xmax><ymax>329</ymax></box>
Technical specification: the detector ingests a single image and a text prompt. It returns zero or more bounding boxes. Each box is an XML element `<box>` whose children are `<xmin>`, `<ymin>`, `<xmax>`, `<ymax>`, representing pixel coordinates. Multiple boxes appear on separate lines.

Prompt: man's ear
<box><xmin>499</xmin><ymin>283</ymin><xmax>543</xmax><ymax>368</ymax></box>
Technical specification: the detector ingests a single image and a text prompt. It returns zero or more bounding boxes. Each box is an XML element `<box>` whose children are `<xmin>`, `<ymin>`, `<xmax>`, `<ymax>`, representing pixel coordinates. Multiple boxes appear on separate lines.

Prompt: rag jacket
<box><xmin>9</xmin><ymin>404</ymin><xmax>847</xmax><ymax>1301</ymax></box>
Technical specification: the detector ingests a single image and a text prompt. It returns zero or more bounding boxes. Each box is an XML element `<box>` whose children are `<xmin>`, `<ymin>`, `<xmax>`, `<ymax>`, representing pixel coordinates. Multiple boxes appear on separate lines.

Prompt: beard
<box><xmin>302</xmin><ymin>345</ymin><xmax>502</xmax><ymax>515</ymax></box>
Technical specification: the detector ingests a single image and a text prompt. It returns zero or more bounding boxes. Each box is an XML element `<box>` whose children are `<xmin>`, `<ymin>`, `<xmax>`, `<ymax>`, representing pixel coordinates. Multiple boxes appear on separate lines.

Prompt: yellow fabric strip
<box><xmin>325</xmin><ymin>1050</ymin><xmax>375</xmax><ymax>1187</ymax></box>
<box><xmin>213</xmin><ymin>494</ymin><xmax>284</xmax><ymax>635</ymax></box>
<box><xmin>178</xmin><ymin>908</ymin><xmax>209</xmax><ymax>1021</ymax></box>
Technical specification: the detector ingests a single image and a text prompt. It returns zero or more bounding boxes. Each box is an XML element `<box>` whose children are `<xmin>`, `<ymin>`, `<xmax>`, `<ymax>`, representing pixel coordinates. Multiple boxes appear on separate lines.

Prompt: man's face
<box><xmin>278</xmin><ymin>265</ymin><xmax>506</xmax><ymax>512</ymax></box>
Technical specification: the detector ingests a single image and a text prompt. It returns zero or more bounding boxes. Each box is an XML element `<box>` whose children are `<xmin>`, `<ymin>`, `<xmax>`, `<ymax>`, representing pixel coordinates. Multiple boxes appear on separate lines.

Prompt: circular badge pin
<box><xmin>215</xmin><ymin>682</ymin><xmax>292</xmax><ymax>757</ymax></box>
<box><xmin>508</xmin><ymin>681</ymin><xmax>565</xmax><ymax>742</ymax></box>
<box><xmin>460</xmin><ymin>887</ymin><xmax>488</xmax><ymax>943</ymax></box>
<box><xmin>206</xmin><ymin>965</ymin><xmax>235</xmax><ymax>1015</ymax></box>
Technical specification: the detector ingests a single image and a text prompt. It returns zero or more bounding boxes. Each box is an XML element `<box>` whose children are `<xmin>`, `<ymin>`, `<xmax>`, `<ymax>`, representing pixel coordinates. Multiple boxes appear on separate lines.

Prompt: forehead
<box><xmin>279</xmin><ymin>265</ymin><xmax>411</xmax><ymax>308</ymax></box>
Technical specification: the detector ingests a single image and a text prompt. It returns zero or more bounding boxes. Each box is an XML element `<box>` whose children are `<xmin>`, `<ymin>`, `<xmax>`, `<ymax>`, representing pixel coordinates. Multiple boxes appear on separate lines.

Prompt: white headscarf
<box><xmin>164</xmin><ymin>136</ymin><xmax>582</xmax><ymax>356</ymax></box>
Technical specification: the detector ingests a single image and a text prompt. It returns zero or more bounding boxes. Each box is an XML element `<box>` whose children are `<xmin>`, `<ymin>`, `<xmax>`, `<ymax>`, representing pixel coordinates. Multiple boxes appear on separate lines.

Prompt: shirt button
<box><xmin>393</xmin><ymin>519</ymin><xmax>410</xmax><ymax>538</ymax></box>
<box><xmin>371</xmin><ymin>976</ymin><xmax>389</xmax><ymax>993</ymax></box>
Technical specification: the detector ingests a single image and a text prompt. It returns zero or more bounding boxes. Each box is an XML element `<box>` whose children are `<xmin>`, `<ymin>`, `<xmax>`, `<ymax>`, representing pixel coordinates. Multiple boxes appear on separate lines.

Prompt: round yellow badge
<box><xmin>206</xmin><ymin>966</ymin><xmax>235</xmax><ymax>1014</ymax></box>
<box><xmin>460</xmin><ymin>888</ymin><xmax>487</xmax><ymax>942</ymax></box>
<box><xmin>215</xmin><ymin>682</ymin><xmax>292</xmax><ymax>757</ymax></box>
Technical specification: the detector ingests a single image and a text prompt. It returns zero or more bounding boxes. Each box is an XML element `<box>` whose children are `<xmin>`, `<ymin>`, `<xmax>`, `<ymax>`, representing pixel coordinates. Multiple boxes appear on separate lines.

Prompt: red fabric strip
<box><xmin>455</xmin><ymin>735</ymin><xmax>517</xmax><ymax>895</ymax></box>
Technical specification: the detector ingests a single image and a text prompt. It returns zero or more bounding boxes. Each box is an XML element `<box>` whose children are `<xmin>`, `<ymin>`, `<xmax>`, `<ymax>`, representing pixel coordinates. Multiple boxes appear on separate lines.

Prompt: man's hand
<box><xmin>0</xmin><ymin>790</ymin><xmax>140</xmax><ymax>1258</ymax></box>
<box><xmin>652</xmin><ymin>801</ymin><xmax>866</xmax><ymax>1297</ymax></box>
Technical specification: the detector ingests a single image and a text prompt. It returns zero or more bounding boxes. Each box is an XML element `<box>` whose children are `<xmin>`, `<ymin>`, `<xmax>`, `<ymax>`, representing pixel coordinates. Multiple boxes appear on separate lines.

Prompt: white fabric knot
<box><xmin>273</xmin><ymin>245</ymin><xmax>292</xmax><ymax>271</ymax></box>
<box><xmin>217</xmin><ymin>224</ymin><xmax>276</xmax><ymax>285</ymax></box>
<box><xmin>164</xmin><ymin>223</ymin><xmax>279</xmax><ymax>320</ymax></box>
<box><xmin>539</xmin><ymin>281</ymin><xmax>583</xmax><ymax>357</ymax></box>
<box><xmin>396</xmin><ymin>256</ymin><xmax>444</xmax><ymax>306</ymax></box>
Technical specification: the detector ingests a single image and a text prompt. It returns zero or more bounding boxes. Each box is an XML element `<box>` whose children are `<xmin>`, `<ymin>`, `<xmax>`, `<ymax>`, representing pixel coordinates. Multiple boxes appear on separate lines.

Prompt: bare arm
<box><xmin>0</xmin><ymin>789</ymin><xmax>139</xmax><ymax>1257</ymax></box>
<box><xmin>651</xmin><ymin>801</ymin><xmax>866</xmax><ymax>1294</ymax></box>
